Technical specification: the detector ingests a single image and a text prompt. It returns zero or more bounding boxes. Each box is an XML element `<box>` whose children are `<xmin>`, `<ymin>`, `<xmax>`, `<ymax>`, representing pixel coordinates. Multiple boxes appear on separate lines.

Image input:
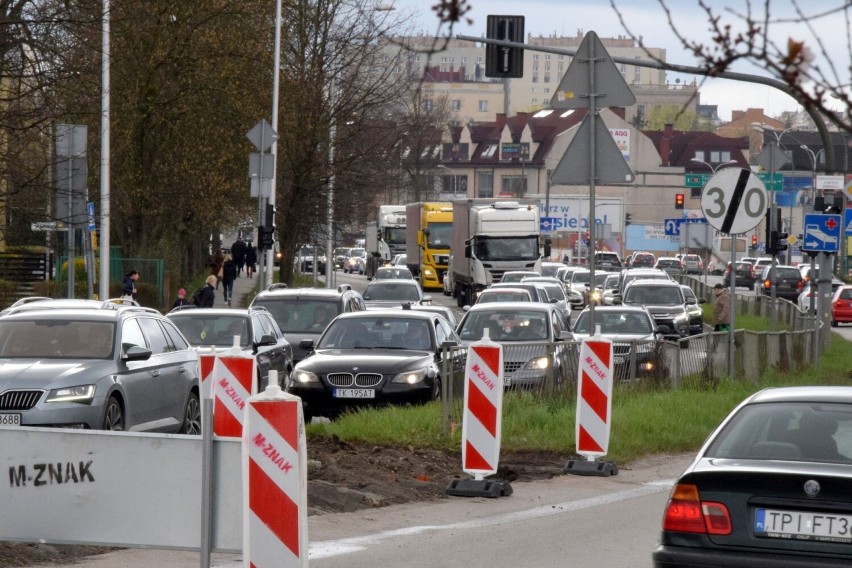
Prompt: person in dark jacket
<box><xmin>231</xmin><ymin>238</ymin><xmax>247</xmax><ymax>277</ymax></box>
<box><xmin>222</xmin><ymin>254</ymin><xmax>237</xmax><ymax>305</ymax></box>
<box><xmin>122</xmin><ymin>270</ymin><xmax>139</xmax><ymax>302</ymax></box>
<box><xmin>200</xmin><ymin>275</ymin><xmax>217</xmax><ymax>308</ymax></box>
<box><xmin>172</xmin><ymin>288</ymin><xmax>192</xmax><ymax>309</ymax></box>
<box><xmin>211</xmin><ymin>248</ymin><xmax>225</xmax><ymax>289</ymax></box>
<box><xmin>245</xmin><ymin>244</ymin><xmax>257</xmax><ymax>278</ymax></box>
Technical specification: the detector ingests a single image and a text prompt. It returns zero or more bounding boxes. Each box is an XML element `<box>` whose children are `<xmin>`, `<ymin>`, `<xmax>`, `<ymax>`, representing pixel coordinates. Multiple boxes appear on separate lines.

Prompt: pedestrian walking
<box><xmin>172</xmin><ymin>288</ymin><xmax>192</xmax><ymax>309</ymax></box>
<box><xmin>245</xmin><ymin>243</ymin><xmax>257</xmax><ymax>278</ymax></box>
<box><xmin>222</xmin><ymin>254</ymin><xmax>237</xmax><ymax>305</ymax></box>
<box><xmin>121</xmin><ymin>270</ymin><xmax>140</xmax><ymax>302</ymax></box>
<box><xmin>712</xmin><ymin>283</ymin><xmax>731</xmax><ymax>332</ymax></box>
<box><xmin>211</xmin><ymin>248</ymin><xmax>225</xmax><ymax>289</ymax></box>
<box><xmin>231</xmin><ymin>238</ymin><xmax>247</xmax><ymax>277</ymax></box>
<box><xmin>198</xmin><ymin>275</ymin><xmax>217</xmax><ymax>308</ymax></box>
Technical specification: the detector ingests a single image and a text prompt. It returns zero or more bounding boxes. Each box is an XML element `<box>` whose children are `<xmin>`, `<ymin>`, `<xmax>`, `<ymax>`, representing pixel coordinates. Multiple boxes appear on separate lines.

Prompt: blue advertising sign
<box><xmin>802</xmin><ymin>213</ymin><xmax>841</xmax><ymax>253</ymax></box>
<box><xmin>845</xmin><ymin>208</ymin><xmax>852</xmax><ymax>236</ymax></box>
<box><xmin>540</xmin><ymin>217</ymin><xmax>559</xmax><ymax>233</ymax></box>
<box><xmin>664</xmin><ymin>217</ymin><xmax>708</xmax><ymax>237</ymax></box>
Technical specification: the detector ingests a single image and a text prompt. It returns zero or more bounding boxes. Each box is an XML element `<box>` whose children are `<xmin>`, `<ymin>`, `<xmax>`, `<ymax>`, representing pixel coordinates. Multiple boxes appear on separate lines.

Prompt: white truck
<box><xmin>451</xmin><ymin>199</ymin><xmax>550</xmax><ymax>307</ymax></box>
<box><xmin>365</xmin><ymin>205</ymin><xmax>407</xmax><ymax>278</ymax></box>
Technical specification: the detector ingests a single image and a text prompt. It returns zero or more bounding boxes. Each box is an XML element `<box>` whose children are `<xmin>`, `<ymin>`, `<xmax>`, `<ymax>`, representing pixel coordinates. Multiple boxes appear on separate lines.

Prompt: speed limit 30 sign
<box><xmin>701</xmin><ymin>168</ymin><xmax>768</xmax><ymax>234</ymax></box>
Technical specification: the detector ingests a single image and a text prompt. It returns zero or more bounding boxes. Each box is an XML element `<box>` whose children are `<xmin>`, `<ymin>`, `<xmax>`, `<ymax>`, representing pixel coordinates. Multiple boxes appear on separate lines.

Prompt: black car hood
<box><xmin>296</xmin><ymin>349</ymin><xmax>434</xmax><ymax>374</ymax></box>
<box><xmin>637</xmin><ymin>304</ymin><xmax>686</xmax><ymax>317</ymax></box>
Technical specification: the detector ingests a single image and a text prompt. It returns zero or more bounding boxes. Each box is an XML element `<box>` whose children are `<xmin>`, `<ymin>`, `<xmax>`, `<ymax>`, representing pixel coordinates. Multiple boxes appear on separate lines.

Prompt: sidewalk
<box><xmin>209</xmin><ymin>270</ymin><xmax>259</xmax><ymax>309</ymax></box>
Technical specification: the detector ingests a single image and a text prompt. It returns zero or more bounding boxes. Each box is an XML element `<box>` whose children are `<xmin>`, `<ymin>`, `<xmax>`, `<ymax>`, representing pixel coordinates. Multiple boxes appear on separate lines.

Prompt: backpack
<box><xmin>191</xmin><ymin>286</ymin><xmax>205</xmax><ymax>307</ymax></box>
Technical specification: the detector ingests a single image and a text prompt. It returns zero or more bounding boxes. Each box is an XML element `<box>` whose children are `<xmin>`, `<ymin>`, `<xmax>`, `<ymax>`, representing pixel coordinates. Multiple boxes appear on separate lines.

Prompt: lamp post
<box><xmin>800</xmin><ymin>145</ymin><xmax>825</xmax><ymax>206</ymax></box>
<box><xmin>689</xmin><ymin>158</ymin><xmax>737</xmax><ymax>175</ymax></box>
<box><xmin>324</xmin><ymin>4</ymin><xmax>395</xmax><ymax>287</ymax></box>
<box><xmin>752</xmin><ymin>124</ymin><xmax>796</xmax><ymax>264</ymax></box>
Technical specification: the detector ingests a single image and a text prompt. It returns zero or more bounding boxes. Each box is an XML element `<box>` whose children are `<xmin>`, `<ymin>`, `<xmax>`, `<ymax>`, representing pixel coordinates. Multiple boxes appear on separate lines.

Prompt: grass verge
<box><xmin>307</xmin><ymin>334</ymin><xmax>851</xmax><ymax>463</ymax></box>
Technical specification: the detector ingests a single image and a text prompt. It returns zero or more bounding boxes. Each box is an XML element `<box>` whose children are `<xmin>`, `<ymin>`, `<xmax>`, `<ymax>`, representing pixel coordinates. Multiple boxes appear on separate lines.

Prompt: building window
<box><xmin>545</xmin><ymin>54</ymin><xmax>551</xmax><ymax>60</ymax></box>
<box><xmin>482</xmin><ymin>144</ymin><xmax>498</xmax><ymax>158</ymax></box>
<box><xmin>532</xmin><ymin>98</ymin><xmax>538</xmax><ymax>104</ymax></box>
<box><xmin>694</xmin><ymin>150</ymin><xmax>705</xmax><ymax>161</ymax></box>
<box><xmin>441</xmin><ymin>56</ymin><xmax>447</xmax><ymax>62</ymax></box>
<box><xmin>710</xmin><ymin>151</ymin><xmax>721</xmax><ymax>163</ymax></box>
<box><xmin>533</xmin><ymin>54</ymin><xmax>539</xmax><ymax>60</ymax></box>
<box><xmin>424</xmin><ymin>99</ymin><xmax>433</xmax><ymax>112</ymax></box>
<box><xmin>532</xmin><ymin>75</ymin><xmax>539</xmax><ymax>83</ymax></box>
<box><xmin>461</xmin><ymin>57</ymin><xmax>467</xmax><ymax>64</ymax></box>
<box><xmin>720</xmin><ymin>151</ymin><xmax>731</xmax><ymax>162</ymax></box>
<box><xmin>442</xmin><ymin>175</ymin><xmax>467</xmax><ymax>196</ymax></box>
<box><xmin>544</xmin><ymin>88</ymin><xmax>550</xmax><ymax>94</ymax></box>
<box><xmin>500</xmin><ymin>175</ymin><xmax>528</xmax><ymax>197</ymax></box>
<box><xmin>478</xmin><ymin>171</ymin><xmax>494</xmax><ymax>198</ymax></box>
<box><xmin>451</xmin><ymin>99</ymin><xmax>461</xmax><ymax>111</ymax></box>
<box><xmin>478</xmin><ymin>100</ymin><xmax>488</xmax><ymax>112</ymax></box>
<box><xmin>545</xmin><ymin>63</ymin><xmax>551</xmax><ymax>72</ymax></box>
<box><xmin>476</xmin><ymin>56</ymin><xmax>482</xmax><ymax>63</ymax></box>
<box><xmin>544</xmin><ymin>75</ymin><xmax>551</xmax><ymax>83</ymax></box>
<box><xmin>533</xmin><ymin>64</ymin><xmax>539</xmax><ymax>72</ymax></box>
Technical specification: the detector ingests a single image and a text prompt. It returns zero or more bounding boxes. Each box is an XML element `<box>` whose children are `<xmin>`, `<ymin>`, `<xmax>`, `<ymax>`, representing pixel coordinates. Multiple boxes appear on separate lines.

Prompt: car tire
<box><xmin>831</xmin><ymin>319</ymin><xmax>838</xmax><ymax>327</ymax></box>
<box><xmin>181</xmin><ymin>390</ymin><xmax>201</xmax><ymax>435</ymax></box>
<box><xmin>680</xmin><ymin>339</ymin><xmax>689</xmax><ymax>349</ymax></box>
<box><xmin>102</xmin><ymin>396</ymin><xmax>124</xmax><ymax>431</ymax></box>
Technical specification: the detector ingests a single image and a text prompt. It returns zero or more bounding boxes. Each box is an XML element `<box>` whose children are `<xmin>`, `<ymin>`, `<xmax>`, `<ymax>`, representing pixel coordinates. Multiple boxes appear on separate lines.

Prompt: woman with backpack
<box><xmin>221</xmin><ymin>254</ymin><xmax>237</xmax><ymax>306</ymax></box>
<box><xmin>193</xmin><ymin>276</ymin><xmax>217</xmax><ymax>308</ymax></box>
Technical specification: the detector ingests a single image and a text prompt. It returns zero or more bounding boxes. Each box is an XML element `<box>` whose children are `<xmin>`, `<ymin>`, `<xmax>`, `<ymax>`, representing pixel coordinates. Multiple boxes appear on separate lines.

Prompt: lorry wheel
<box><xmin>457</xmin><ymin>287</ymin><xmax>466</xmax><ymax>308</ymax></box>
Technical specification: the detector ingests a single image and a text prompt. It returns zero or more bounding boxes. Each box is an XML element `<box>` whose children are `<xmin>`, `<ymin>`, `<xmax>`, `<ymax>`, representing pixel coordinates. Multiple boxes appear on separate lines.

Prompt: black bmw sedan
<box><xmin>654</xmin><ymin>386</ymin><xmax>852</xmax><ymax>567</ymax></box>
<box><xmin>287</xmin><ymin>309</ymin><xmax>461</xmax><ymax>420</ymax></box>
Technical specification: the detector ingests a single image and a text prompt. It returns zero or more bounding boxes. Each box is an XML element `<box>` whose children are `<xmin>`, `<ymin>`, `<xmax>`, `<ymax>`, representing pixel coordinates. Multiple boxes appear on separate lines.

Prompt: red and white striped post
<box><xmin>447</xmin><ymin>330</ymin><xmax>512</xmax><ymax>498</ymax></box>
<box><xmin>198</xmin><ymin>347</ymin><xmax>216</xmax><ymax>425</ymax></box>
<box><xmin>212</xmin><ymin>338</ymin><xmax>257</xmax><ymax>438</ymax></box>
<box><xmin>565</xmin><ymin>332</ymin><xmax>618</xmax><ymax>476</ymax></box>
<box><xmin>242</xmin><ymin>372</ymin><xmax>308</xmax><ymax>567</ymax></box>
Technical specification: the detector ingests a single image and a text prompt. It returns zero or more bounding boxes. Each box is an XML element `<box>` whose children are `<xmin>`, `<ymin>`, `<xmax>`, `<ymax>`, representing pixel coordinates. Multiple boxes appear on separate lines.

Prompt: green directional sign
<box><xmin>757</xmin><ymin>171</ymin><xmax>784</xmax><ymax>191</ymax></box>
<box><xmin>684</xmin><ymin>174</ymin><xmax>711</xmax><ymax>188</ymax></box>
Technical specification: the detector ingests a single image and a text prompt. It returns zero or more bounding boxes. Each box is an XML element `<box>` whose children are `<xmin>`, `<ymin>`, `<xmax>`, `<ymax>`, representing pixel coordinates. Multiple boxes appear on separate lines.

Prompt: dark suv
<box><xmin>758</xmin><ymin>265</ymin><xmax>804</xmax><ymax>301</ymax></box>
<box><xmin>593</xmin><ymin>252</ymin><xmax>623</xmax><ymax>271</ymax></box>
<box><xmin>619</xmin><ymin>279</ymin><xmax>691</xmax><ymax>343</ymax></box>
<box><xmin>0</xmin><ymin>302</ymin><xmax>201</xmax><ymax>432</ymax></box>
<box><xmin>250</xmin><ymin>284</ymin><xmax>366</xmax><ymax>363</ymax></box>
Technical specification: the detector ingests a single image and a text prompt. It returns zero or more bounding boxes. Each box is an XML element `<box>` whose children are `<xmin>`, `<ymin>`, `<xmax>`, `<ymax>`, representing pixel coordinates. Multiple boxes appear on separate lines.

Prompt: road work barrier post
<box><xmin>243</xmin><ymin>371</ymin><xmax>308</xmax><ymax>567</ymax></box>
<box><xmin>565</xmin><ymin>330</ymin><xmax>618</xmax><ymax>476</ymax></box>
<box><xmin>447</xmin><ymin>330</ymin><xmax>512</xmax><ymax>498</ymax></box>
<box><xmin>199</xmin><ymin>347</ymin><xmax>216</xmax><ymax>424</ymax></box>
<box><xmin>213</xmin><ymin>337</ymin><xmax>257</xmax><ymax>437</ymax></box>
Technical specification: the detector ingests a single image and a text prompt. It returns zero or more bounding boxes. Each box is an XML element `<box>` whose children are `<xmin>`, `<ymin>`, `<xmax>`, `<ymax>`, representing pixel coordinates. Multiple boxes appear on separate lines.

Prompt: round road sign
<box><xmin>700</xmin><ymin>168</ymin><xmax>768</xmax><ymax>234</ymax></box>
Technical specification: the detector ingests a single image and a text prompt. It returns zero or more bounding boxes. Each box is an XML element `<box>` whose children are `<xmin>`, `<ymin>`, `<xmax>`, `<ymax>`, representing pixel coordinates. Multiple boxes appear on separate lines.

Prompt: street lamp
<box><xmin>689</xmin><ymin>158</ymin><xmax>737</xmax><ymax>175</ymax></box>
<box><xmin>800</xmin><ymin>144</ymin><xmax>825</xmax><ymax>206</ymax></box>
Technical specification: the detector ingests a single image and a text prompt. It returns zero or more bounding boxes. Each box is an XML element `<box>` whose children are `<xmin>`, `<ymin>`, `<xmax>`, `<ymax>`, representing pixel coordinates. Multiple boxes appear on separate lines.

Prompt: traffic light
<box><xmin>774</xmin><ymin>230</ymin><xmax>788</xmax><ymax>255</ymax></box>
<box><xmin>265</xmin><ymin>203</ymin><xmax>275</xmax><ymax>228</ymax></box>
<box><xmin>625</xmin><ymin>213</ymin><xmax>633</xmax><ymax>226</ymax></box>
<box><xmin>751</xmin><ymin>234</ymin><xmax>758</xmax><ymax>247</ymax></box>
<box><xmin>258</xmin><ymin>225</ymin><xmax>275</xmax><ymax>251</ymax></box>
<box><xmin>485</xmin><ymin>16</ymin><xmax>525</xmax><ymax>78</ymax></box>
<box><xmin>675</xmin><ymin>193</ymin><xmax>685</xmax><ymax>209</ymax></box>
<box><xmin>765</xmin><ymin>208</ymin><xmax>782</xmax><ymax>256</ymax></box>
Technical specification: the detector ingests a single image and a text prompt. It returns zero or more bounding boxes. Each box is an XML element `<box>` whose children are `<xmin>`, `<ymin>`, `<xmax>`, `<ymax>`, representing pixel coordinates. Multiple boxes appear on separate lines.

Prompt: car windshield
<box><xmin>704</xmin><ymin>402</ymin><xmax>852</xmax><ymax>464</ymax></box>
<box><xmin>573</xmin><ymin>311</ymin><xmax>653</xmax><ymax>335</ymax></box>
<box><xmin>171</xmin><ymin>315</ymin><xmax>249</xmax><ymax>347</ymax></box>
<box><xmin>319</xmin><ymin>316</ymin><xmax>431</xmax><ymax>350</ymax></box>
<box><xmin>479</xmin><ymin>291</ymin><xmax>530</xmax><ymax>303</ymax></box>
<box><xmin>458</xmin><ymin>310</ymin><xmax>549</xmax><ymax>342</ymax></box>
<box><xmin>572</xmin><ymin>272</ymin><xmax>591</xmax><ymax>285</ymax></box>
<box><xmin>623</xmin><ymin>286</ymin><xmax>683</xmax><ymax>305</ymax></box>
<box><xmin>475</xmin><ymin>236</ymin><xmax>539</xmax><ymax>261</ymax></box>
<box><xmin>656</xmin><ymin>260</ymin><xmax>680</xmax><ymax>268</ymax></box>
<box><xmin>349</xmin><ymin>248</ymin><xmax>366</xmax><ymax>258</ymax></box>
<box><xmin>427</xmin><ymin>222</ymin><xmax>451</xmax><ymax>249</ymax></box>
<box><xmin>364</xmin><ymin>283</ymin><xmax>421</xmax><ymax>302</ymax></box>
<box><xmin>0</xmin><ymin>319</ymin><xmax>115</xmax><ymax>359</ymax></box>
<box><xmin>374</xmin><ymin>268</ymin><xmax>412</xmax><ymax>280</ymax></box>
<box><xmin>541</xmin><ymin>284</ymin><xmax>564</xmax><ymax>300</ymax></box>
<box><xmin>384</xmin><ymin>227</ymin><xmax>406</xmax><ymax>245</ymax></box>
<box><xmin>251</xmin><ymin>299</ymin><xmax>339</xmax><ymax>333</ymax></box>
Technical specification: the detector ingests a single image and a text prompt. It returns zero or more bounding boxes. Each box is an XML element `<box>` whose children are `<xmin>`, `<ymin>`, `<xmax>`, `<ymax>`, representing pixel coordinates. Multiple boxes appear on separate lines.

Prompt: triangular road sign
<box><xmin>550</xmin><ymin>115</ymin><xmax>634</xmax><ymax>185</ymax></box>
<box><xmin>551</xmin><ymin>31</ymin><xmax>636</xmax><ymax>110</ymax></box>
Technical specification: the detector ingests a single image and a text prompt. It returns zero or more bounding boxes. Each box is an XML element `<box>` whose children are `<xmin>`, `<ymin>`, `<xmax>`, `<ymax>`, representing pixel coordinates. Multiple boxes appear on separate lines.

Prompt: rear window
<box><xmin>656</xmin><ymin>260</ymin><xmax>680</xmax><ymax>268</ymax></box>
<box><xmin>251</xmin><ymin>298</ymin><xmax>340</xmax><ymax>333</ymax></box>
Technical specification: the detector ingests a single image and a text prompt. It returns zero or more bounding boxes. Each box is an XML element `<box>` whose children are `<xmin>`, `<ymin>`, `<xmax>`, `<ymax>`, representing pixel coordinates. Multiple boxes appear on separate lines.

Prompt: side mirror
<box><xmin>255</xmin><ymin>334</ymin><xmax>277</xmax><ymax>347</ymax></box>
<box><xmin>298</xmin><ymin>339</ymin><xmax>315</xmax><ymax>350</ymax></box>
<box><xmin>556</xmin><ymin>330</ymin><xmax>572</xmax><ymax>341</ymax></box>
<box><xmin>122</xmin><ymin>345</ymin><xmax>152</xmax><ymax>362</ymax></box>
<box><xmin>464</xmin><ymin>243</ymin><xmax>472</xmax><ymax>258</ymax></box>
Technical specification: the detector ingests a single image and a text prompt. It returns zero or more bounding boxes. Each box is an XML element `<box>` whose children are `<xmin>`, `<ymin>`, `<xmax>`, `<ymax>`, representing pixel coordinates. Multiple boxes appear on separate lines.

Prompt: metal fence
<box><xmin>438</xmin><ymin>276</ymin><xmax>823</xmax><ymax>434</ymax></box>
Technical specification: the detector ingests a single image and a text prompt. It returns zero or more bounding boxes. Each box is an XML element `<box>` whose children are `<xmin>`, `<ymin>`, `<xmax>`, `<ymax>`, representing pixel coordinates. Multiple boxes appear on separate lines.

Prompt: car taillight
<box><xmin>662</xmin><ymin>483</ymin><xmax>732</xmax><ymax>535</ymax></box>
<box><xmin>764</xmin><ymin>279</ymin><xmax>771</xmax><ymax>290</ymax></box>
<box><xmin>796</xmin><ymin>279</ymin><xmax>804</xmax><ymax>291</ymax></box>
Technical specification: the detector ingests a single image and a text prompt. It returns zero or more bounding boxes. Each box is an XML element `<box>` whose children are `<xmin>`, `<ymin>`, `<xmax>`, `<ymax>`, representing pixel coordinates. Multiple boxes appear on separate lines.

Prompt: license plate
<box><xmin>0</xmin><ymin>413</ymin><xmax>21</xmax><ymax>426</ymax></box>
<box><xmin>755</xmin><ymin>508</ymin><xmax>852</xmax><ymax>542</ymax></box>
<box><xmin>333</xmin><ymin>388</ymin><xmax>375</xmax><ymax>399</ymax></box>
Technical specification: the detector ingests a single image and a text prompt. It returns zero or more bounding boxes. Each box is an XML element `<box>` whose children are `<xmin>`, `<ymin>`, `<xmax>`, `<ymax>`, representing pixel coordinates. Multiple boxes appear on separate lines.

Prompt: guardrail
<box><xmin>438</xmin><ymin>276</ymin><xmax>822</xmax><ymax>434</ymax></box>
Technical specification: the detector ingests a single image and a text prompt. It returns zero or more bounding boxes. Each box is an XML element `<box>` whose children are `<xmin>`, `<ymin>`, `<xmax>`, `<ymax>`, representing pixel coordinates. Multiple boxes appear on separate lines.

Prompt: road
<box><xmin>28</xmin><ymin>454</ymin><xmax>693</xmax><ymax>568</ymax></box>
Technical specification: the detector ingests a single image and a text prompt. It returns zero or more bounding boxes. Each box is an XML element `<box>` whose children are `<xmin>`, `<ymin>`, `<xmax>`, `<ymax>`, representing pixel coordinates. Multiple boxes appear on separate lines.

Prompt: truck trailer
<box><xmin>405</xmin><ymin>202</ymin><xmax>453</xmax><ymax>290</ymax></box>
<box><xmin>365</xmin><ymin>205</ymin><xmax>406</xmax><ymax>278</ymax></box>
<box><xmin>451</xmin><ymin>199</ymin><xmax>549</xmax><ymax>307</ymax></box>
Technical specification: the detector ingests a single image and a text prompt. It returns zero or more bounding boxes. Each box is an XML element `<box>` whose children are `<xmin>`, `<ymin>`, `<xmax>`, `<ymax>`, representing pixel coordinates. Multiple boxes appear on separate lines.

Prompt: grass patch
<box><xmin>306</xmin><ymin>335</ymin><xmax>852</xmax><ymax>463</ymax></box>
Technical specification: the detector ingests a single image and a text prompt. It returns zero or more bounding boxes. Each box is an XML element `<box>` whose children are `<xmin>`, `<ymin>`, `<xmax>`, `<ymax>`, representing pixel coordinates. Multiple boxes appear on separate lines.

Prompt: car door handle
<box><xmin>178</xmin><ymin>367</ymin><xmax>186</xmax><ymax>373</ymax></box>
<box><xmin>151</xmin><ymin>370</ymin><xmax>160</xmax><ymax>377</ymax></box>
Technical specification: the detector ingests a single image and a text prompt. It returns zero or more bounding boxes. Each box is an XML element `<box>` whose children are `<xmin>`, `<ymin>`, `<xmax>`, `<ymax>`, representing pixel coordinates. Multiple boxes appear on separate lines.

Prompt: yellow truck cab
<box><xmin>405</xmin><ymin>202</ymin><xmax>453</xmax><ymax>290</ymax></box>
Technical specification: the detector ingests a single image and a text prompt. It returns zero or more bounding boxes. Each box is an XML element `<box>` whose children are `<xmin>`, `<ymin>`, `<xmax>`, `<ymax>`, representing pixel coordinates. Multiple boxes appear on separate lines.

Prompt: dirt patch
<box><xmin>0</xmin><ymin>436</ymin><xmax>570</xmax><ymax>566</ymax></box>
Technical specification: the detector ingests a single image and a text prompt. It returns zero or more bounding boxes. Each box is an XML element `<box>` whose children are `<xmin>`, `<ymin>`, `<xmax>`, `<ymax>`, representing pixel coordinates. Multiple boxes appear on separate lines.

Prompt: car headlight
<box><xmin>423</xmin><ymin>268</ymin><xmax>434</xmax><ymax>277</ymax></box>
<box><xmin>392</xmin><ymin>367</ymin><xmax>429</xmax><ymax>385</ymax></box>
<box><xmin>46</xmin><ymin>385</ymin><xmax>95</xmax><ymax>403</ymax></box>
<box><xmin>291</xmin><ymin>370</ymin><xmax>319</xmax><ymax>384</ymax></box>
<box><xmin>639</xmin><ymin>361</ymin><xmax>655</xmax><ymax>372</ymax></box>
<box><xmin>524</xmin><ymin>356</ymin><xmax>549</xmax><ymax>370</ymax></box>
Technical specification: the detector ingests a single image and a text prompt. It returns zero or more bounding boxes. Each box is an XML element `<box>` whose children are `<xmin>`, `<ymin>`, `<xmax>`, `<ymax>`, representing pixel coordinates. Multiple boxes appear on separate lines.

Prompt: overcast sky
<box><xmin>388</xmin><ymin>0</ymin><xmax>849</xmax><ymax>122</ymax></box>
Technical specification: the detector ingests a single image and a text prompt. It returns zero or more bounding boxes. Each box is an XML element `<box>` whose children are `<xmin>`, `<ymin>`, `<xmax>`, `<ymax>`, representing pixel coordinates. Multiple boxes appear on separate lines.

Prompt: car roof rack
<box><xmin>101</xmin><ymin>298</ymin><xmax>140</xmax><ymax>309</ymax></box>
<box><xmin>337</xmin><ymin>284</ymin><xmax>352</xmax><ymax>292</ymax></box>
<box><xmin>266</xmin><ymin>283</ymin><xmax>288</xmax><ymax>291</ymax></box>
<box><xmin>167</xmin><ymin>304</ymin><xmax>198</xmax><ymax>314</ymax></box>
<box><xmin>8</xmin><ymin>296</ymin><xmax>53</xmax><ymax>308</ymax></box>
